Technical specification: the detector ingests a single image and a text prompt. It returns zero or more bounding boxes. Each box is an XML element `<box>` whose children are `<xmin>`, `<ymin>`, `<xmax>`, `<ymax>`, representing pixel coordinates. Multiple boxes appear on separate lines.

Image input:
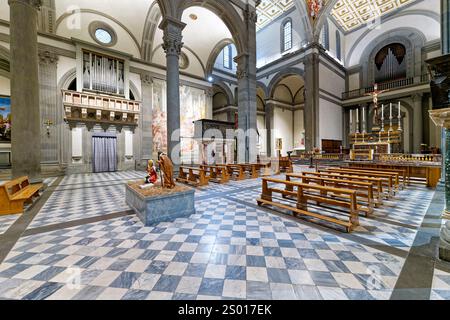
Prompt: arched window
<box><xmin>282</xmin><ymin>19</ymin><xmax>293</xmax><ymax>52</ymax></box>
<box><xmin>336</xmin><ymin>31</ymin><xmax>342</xmax><ymax>61</ymax></box>
<box><xmin>321</xmin><ymin>22</ymin><xmax>330</xmax><ymax>51</ymax></box>
<box><xmin>223</xmin><ymin>44</ymin><xmax>232</xmax><ymax>69</ymax></box>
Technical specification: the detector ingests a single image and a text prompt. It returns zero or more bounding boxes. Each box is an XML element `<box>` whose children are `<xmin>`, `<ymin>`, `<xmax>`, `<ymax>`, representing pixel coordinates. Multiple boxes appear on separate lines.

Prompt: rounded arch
<box><xmin>268</xmin><ymin>67</ymin><xmax>305</xmax><ymax>98</ymax></box>
<box><xmin>58</xmin><ymin>68</ymin><xmax>77</xmax><ymax>91</ymax></box>
<box><xmin>205</xmin><ymin>38</ymin><xmax>235</xmax><ymax>76</ymax></box>
<box><xmin>256</xmin><ymin>81</ymin><xmax>269</xmax><ymax>99</ymax></box>
<box><xmin>176</xmin><ymin>0</ymin><xmax>247</xmax><ymax>56</ymax></box>
<box><xmin>213</xmin><ymin>80</ymin><xmax>234</xmax><ymax>105</ymax></box>
<box><xmin>141</xmin><ymin>1</ymin><xmax>163</xmax><ymax>61</ymax></box>
<box><xmin>129</xmin><ymin>80</ymin><xmax>142</xmax><ymax>101</ymax></box>
<box><xmin>356</xmin><ymin>28</ymin><xmax>426</xmax><ymax>87</ymax></box>
<box><xmin>292</xmin><ymin>0</ymin><xmax>314</xmax><ymax>43</ymax></box>
<box><xmin>55</xmin><ymin>9</ymin><xmax>142</xmax><ymax>53</ymax></box>
<box><xmin>312</xmin><ymin>0</ymin><xmax>339</xmax><ymax>42</ymax></box>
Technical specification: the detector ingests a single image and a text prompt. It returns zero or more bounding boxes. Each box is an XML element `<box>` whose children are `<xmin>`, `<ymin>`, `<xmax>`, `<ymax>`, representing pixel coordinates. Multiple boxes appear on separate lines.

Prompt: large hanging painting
<box><xmin>0</xmin><ymin>96</ymin><xmax>11</xmax><ymax>143</ymax></box>
<box><xmin>152</xmin><ymin>80</ymin><xmax>207</xmax><ymax>163</ymax></box>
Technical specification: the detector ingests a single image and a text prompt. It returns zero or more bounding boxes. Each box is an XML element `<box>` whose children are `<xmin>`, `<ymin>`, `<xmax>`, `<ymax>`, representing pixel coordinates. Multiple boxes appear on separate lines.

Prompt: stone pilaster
<box><xmin>205</xmin><ymin>88</ymin><xmax>214</xmax><ymax>120</ymax></box>
<box><xmin>265</xmin><ymin>102</ymin><xmax>275</xmax><ymax>157</ymax></box>
<box><xmin>9</xmin><ymin>0</ymin><xmax>42</xmax><ymax>182</ymax></box>
<box><xmin>235</xmin><ymin>5</ymin><xmax>258</xmax><ymax>163</ymax></box>
<box><xmin>140</xmin><ymin>73</ymin><xmax>153</xmax><ymax>163</ymax></box>
<box><xmin>38</xmin><ymin>0</ymin><xmax>55</xmax><ymax>34</ymax></box>
<box><xmin>159</xmin><ymin>17</ymin><xmax>186</xmax><ymax>166</ymax></box>
<box><xmin>303</xmin><ymin>52</ymin><xmax>320</xmax><ymax>151</ymax></box>
<box><xmin>412</xmin><ymin>93</ymin><xmax>424</xmax><ymax>153</ymax></box>
<box><xmin>38</xmin><ymin>49</ymin><xmax>59</xmax><ymax>166</ymax></box>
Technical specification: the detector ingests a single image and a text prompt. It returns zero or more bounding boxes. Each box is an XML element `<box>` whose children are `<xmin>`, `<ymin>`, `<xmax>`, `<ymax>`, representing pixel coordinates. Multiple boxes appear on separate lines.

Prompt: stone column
<box><xmin>304</xmin><ymin>52</ymin><xmax>320</xmax><ymax>151</ymax></box>
<box><xmin>411</xmin><ymin>94</ymin><xmax>424</xmax><ymax>153</ymax></box>
<box><xmin>140</xmin><ymin>73</ymin><xmax>153</xmax><ymax>165</ymax></box>
<box><xmin>264</xmin><ymin>102</ymin><xmax>275</xmax><ymax>157</ymax></box>
<box><xmin>159</xmin><ymin>17</ymin><xmax>186</xmax><ymax>166</ymax></box>
<box><xmin>234</xmin><ymin>6</ymin><xmax>258</xmax><ymax>164</ymax></box>
<box><xmin>38</xmin><ymin>49</ymin><xmax>59</xmax><ymax>170</ymax></box>
<box><xmin>9</xmin><ymin>0</ymin><xmax>42</xmax><ymax>183</ymax></box>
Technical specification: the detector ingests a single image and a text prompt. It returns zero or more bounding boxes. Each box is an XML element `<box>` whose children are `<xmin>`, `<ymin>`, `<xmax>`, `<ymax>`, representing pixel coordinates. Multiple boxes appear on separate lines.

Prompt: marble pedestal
<box><xmin>126</xmin><ymin>184</ymin><xmax>195</xmax><ymax>226</ymax></box>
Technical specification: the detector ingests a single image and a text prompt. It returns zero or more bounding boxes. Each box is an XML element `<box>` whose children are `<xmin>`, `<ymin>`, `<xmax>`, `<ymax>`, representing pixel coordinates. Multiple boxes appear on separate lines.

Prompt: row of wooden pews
<box><xmin>176</xmin><ymin>162</ymin><xmax>271</xmax><ymax>187</ymax></box>
<box><xmin>257</xmin><ymin>166</ymin><xmax>405</xmax><ymax>233</ymax></box>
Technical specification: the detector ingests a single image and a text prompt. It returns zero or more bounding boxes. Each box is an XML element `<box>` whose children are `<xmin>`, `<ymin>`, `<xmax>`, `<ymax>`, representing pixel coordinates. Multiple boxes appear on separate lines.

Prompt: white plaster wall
<box><xmin>345</xmin><ymin>6</ymin><xmax>440</xmax><ymax>67</ymax></box>
<box><xmin>57</xmin><ymin>56</ymin><xmax>76</xmax><ymax>87</ymax></box>
<box><xmin>257</xmin><ymin>114</ymin><xmax>267</xmax><ymax>156</ymax></box>
<box><xmin>0</xmin><ymin>0</ymin><xmax>8</xmax><ymax>21</ymax></box>
<box><xmin>0</xmin><ymin>75</ymin><xmax>10</xmax><ymax>95</ymax></box>
<box><xmin>319</xmin><ymin>63</ymin><xmax>345</xmax><ymax>98</ymax></box>
<box><xmin>56</xmin><ymin>12</ymin><xmax>141</xmax><ymax>58</ymax></box>
<box><xmin>348</xmin><ymin>73</ymin><xmax>360</xmax><ymax>91</ymax></box>
<box><xmin>319</xmin><ymin>99</ymin><xmax>343</xmax><ymax>146</ymax></box>
<box><xmin>256</xmin><ymin>9</ymin><xmax>304</xmax><ymax>67</ymax></box>
<box><xmin>273</xmin><ymin>107</ymin><xmax>293</xmax><ymax>156</ymax></box>
<box><xmin>213</xmin><ymin>112</ymin><xmax>228</xmax><ymax>122</ymax></box>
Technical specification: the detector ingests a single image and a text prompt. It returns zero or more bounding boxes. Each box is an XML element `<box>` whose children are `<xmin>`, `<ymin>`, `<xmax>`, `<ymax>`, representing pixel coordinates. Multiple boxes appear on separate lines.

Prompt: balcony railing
<box><xmin>342</xmin><ymin>74</ymin><xmax>430</xmax><ymax>100</ymax></box>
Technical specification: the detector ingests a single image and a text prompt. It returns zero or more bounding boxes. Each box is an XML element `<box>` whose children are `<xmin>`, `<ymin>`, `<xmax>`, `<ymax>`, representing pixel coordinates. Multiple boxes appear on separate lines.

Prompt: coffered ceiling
<box><xmin>331</xmin><ymin>0</ymin><xmax>415</xmax><ymax>32</ymax></box>
<box><xmin>256</xmin><ymin>0</ymin><xmax>295</xmax><ymax>30</ymax></box>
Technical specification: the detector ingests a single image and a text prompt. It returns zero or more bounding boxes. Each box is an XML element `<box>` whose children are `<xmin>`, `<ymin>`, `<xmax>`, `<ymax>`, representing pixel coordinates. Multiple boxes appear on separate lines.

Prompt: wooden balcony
<box><xmin>62</xmin><ymin>90</ymin><xmax>140</xmax><ymax>127</ymax></box>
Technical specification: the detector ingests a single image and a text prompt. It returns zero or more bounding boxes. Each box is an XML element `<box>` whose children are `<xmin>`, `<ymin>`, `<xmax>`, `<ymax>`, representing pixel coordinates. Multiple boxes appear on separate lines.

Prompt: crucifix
<box><xmin>364</xmin><ymin>83</ymin><xmax>388</xmax><ymax>131</ymax></box>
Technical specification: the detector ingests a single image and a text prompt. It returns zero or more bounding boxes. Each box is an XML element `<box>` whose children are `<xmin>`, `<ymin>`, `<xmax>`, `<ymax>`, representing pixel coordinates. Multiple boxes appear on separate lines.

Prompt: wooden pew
<box><xmin>257</xmin><ymin>177</ymin><xmax>359</xmax><ymax>233</ymax></box>
<box><xmin>302</xmin><ymin>171</ymin><xmax>384</xmax><ymax>206</ymax></box>
<box><xmin>285</xmin><ymin>173</ymin><xmax>375</xmax><ymax>216</ymax></box>
<box><xmin>323</xmin><ymin>168</ymin><xmax>396</xmax><ymax>198</ymax></box>
<box><xmin>336</xmin><ymin>168</ymin><xmax>400</xmax><ymax>193</ymax></box>
<box><xmin>239</xmin><ymin>163</ymin><xmax>259</xmax><ymax>179</ymax></box>
<box><xmin>278</xmin><ymin>157</ymin><xmax>293</xmax><ymax>173</ymax></box>
<box><xmin>200</xmin><ymin>165</ymin><xmax>230</xmax><ymax>184</ymax></box>
<box><xmin>253</xmin><ymin>162</ymin><xmax>272</xmax><ymax>176</ymax></box>
<box><xmin>176</xmin><ymin>166</ymin><xmax>209</xmax><ymax>187</ymax></box>
<box><xmin>0</xmin><ymin>176</ymin><xmax>43</xmax><ymax>215</ymax></box>
<box><xmin>346</xmin><ymin>166</ymin><xmax>407</xmax><ymax>189</ymax></box>
<box><xmin>221</xmin><ymin>164</ymin><xmax>246</xmax><ymax>181</ymax></box>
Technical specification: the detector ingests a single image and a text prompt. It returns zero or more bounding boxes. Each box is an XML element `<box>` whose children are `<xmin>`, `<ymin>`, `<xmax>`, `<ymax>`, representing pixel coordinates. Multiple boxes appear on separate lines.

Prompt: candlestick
<box><xmin>362</xmin><ymin>106</ymin><xmax>366</xmax><ymax>133</ymax></box>
<box><xmin>398</xmin><ymin>101</ymin><xmax>402</xmax><ymax>132</ymax></box>
<box><xmin>356</xmin><ymin>108</ymin><xmax>360</xmax><ymax>134</ymax></box>
<box><xmin>381</xmin><ymin>104</ymin><xmax>385</xmax><ymax>132</ymax></box>
<box><xmin>389</xmin><ymin>103</ymin><xmax>393</xmax><ymax>132</ymax></box>
<box><xmin>350</xmin><ymin>109</ymin><xmax>353</xmax><ymax>133</ymax></box>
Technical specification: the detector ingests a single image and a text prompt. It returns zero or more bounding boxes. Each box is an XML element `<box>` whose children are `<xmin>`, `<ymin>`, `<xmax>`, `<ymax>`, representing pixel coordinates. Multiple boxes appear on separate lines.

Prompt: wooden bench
<box><xmin>336</xmin><ymin>168</ymin><xmax>400</xmax><ymax>193</ymax></box>
<box><xmin>285</xmin><ymin>173</ymin><xmax>375</xmax><ymax>216</ymax></box>
<box><xmin>278</xmin><ymin>157</ymin><xmax>293</xmax><ymax>173</ymax></box>
<box><xmin>0</xmin><ymin>176</ymin><xmax>43</xmax><ymax>215</ymax></box>
<box><xmin>176</xmin><ymin>166</ymin><xmax>209</xmax><ymax>187</ymax></box>
<box><xmin>223</xmin><ymin>164</ymin><xmax>246</xmax><ymax>181</ymax></box>
<box><xmin>257</xmin><ymin>177</ymin><xmax>359</xmax><ymax>233</ymax></box>
<box><xmin>323</xmin><ymin>168</ymin><xmax>396</xmax><ymax>198</ymax></box>
<box><xmin>239</xmin><ymin>163</ymin><xmax>259</xmax><ymax>179</ymax></box>
<box><xmin>304</xmin><ymin>171</ymin><xmax>384</xmax><ymax>206</ymax></box>
<box><xmin>200</xmin><ymin>165</ymin><xmax>230</xmax><ymax>184</ymax></box>
<box><xmin>346</xmin><ymin>166</ymin><xmax>407</xmax><ymax>189</ymax></box>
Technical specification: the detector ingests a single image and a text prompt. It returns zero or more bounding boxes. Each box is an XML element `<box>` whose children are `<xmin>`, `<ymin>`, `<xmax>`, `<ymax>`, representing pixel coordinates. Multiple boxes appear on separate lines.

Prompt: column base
<box><xmin>436</xmin><ymin>180</ymin><xmax>445</xmax><ymax>192</ymax></box>
<box><xmin>439</xmin><ymin>221</ymin><xmax>450</xmax><ymax>262</ymax></box>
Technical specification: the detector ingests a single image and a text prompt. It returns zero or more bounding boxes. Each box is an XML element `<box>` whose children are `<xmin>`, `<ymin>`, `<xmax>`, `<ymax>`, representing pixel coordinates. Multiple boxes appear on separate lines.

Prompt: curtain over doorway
<box><xmin>92</xmin><ymin>134</ymin><xmax>117</xmax><ymax>173</ymax></box>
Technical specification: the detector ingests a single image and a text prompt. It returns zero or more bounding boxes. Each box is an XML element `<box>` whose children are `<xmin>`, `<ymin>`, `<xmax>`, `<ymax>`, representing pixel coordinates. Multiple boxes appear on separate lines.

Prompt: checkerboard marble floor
<box><xmin>0</xmin><ymin>169</ymin><xmax>448</xmax><ymax>300</ymax></box>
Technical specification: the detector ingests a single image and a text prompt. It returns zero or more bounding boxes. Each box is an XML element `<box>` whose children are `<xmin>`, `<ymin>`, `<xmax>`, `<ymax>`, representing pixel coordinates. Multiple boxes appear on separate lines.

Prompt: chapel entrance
<box><xmin>92</xmin><ymin>134</ymin><xmax>117</xmax><ymax>173</ymax></box>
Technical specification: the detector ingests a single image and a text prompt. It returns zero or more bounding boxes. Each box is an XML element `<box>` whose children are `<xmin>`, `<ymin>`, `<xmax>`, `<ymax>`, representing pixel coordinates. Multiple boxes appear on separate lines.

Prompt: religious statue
<box><xmin>158</xmin><ymin>152</ymin><xmax>176</xmax><ymax>189</ymax></box>
<box><xmin>145</xmin><ymin>160</ymin><xmax>158</xmax><ymax>185</ymax></box>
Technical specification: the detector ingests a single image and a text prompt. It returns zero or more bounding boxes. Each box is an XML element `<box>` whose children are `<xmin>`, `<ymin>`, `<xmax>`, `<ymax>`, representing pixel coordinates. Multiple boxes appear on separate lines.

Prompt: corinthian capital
<box><xmin>8</xmin><ymin>0</ymin><xmax>41</xmax><ymax>9</ymax></box>
<box><xmin>38</xmin><ymin>50</ymin><xmax>58</xmax><ymax>65</ymax></box>
<box><xmin>159</xmin><ymin>17</ymin><xmax>186</xmax><ymax>57</ymax></box>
